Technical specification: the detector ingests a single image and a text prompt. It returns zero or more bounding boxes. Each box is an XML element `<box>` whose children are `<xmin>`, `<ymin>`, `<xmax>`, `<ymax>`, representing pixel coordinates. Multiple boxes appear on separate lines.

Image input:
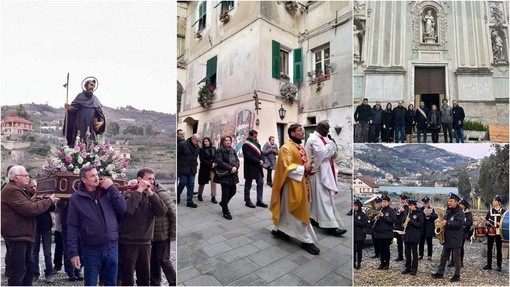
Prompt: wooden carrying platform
<box><xmin>488</xmin><ymin>124</ymin><xmax>509</xmax><ymax>143</ymax></box>
<box><xmin>36</xmin><ymin>173</ymin><xmax>126</xmax><ymax>199</ymax></box>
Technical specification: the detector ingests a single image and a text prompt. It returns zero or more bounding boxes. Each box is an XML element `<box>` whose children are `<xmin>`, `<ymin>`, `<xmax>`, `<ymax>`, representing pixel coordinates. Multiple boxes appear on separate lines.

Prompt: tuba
<box><xmin>364</xmin><ymin>197</ymin><xmax>379</xmax><ymax>218</ymax></box>
<box><xmin>434</xmin><ymin>208</ymin><xmax>446</xmax><ymax>245</ymax></box>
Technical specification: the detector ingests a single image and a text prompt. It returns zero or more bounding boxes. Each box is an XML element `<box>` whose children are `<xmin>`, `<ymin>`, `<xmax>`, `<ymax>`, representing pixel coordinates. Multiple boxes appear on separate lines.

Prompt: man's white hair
<box><xmin>7</xmin><ymin>165</ymin><xmax>26</xmax><ymax>180</ymax></box>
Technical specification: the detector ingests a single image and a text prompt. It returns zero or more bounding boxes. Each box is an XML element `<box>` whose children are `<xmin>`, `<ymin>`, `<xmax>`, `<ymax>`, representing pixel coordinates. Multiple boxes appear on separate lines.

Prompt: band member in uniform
<box><xmin>402</xmin><ymin>199</ymin><xmax>423</xmax><ymax>275</ymax></box>
<box><xmin>459</xmin><ymin>197</ymin><xmax>472</xmax><ymax>267</ymax></box>
<box><xmin>394</xmin><ymin>194</ymin><xmax>409</xmax><ymax>262</ymax></box>
<box><xmin>432</xmin><ymin>193</ymin><xmax>465</xmax><ymax>282</ymax></box>
<box><xmin>370</xmin><ymin>197</ymin><xmax>383</xmax><ymax>259</ymax></box>
<box><xmin>483</xmin><ymin>194</ymin><xmax>506</xmax><ymax>271</ymax></box>
<box><xmin>374</xmin><ymin>195</ymin><xmax>397</xmax><ymax>270</ymax></box>
<box><xmin>419</xmin><ymin>197</ymin><xmax>437</xmax><ymax>260</ymax></box>
<box><xmin>354</xmin><ymin>199</ymin><xmax>369</xmax><ymax>269</ymax></box>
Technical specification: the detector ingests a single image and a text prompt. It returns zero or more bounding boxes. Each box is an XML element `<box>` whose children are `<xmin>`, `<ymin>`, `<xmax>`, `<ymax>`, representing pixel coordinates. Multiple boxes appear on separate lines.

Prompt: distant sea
<box><xmin>379</xmin><ymin>186</ymin><xmax>458</xmax><ymax>195</ymax></box>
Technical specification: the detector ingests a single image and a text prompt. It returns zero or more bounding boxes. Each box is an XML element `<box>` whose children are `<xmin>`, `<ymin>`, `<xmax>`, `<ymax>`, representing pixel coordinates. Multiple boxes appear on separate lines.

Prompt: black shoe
<box><xmin>371</xmin><ymin>254</ymin><xmax>379</xmax><ymax>259</ymax></box>
<box><xmin>267</xmin><ymin>182</ymin><xmax>273</xmax><ymax>187</ymax></box>
<box><xmin>68</xmin><ymin>274</ymin><xmax>77</xmax><ymax>281</ymax></box>
<box><xmin>450</xmin><ymin>274</ymin><xmax>460</xmax><ymax>282</ymax></box>
<box><xmin>402</xmin><ymin>269</ymin><xmax>411</xmax><ymax>274</ymax></box>
<box><xmin>324</xmin><ymin>228</ymin><xmax>347</xmax><ymax>237</ymax></box>
<box><xmin>354</xmin><ymin>263</ymin><xmax>361</xmax><ymax>269</ymax></box>
<box><xmin>310</xmin><ymin>218</ymin><xmax>320</xmax><ymax>227</ymax></box>
<box><xmin>431</xmin><ymin>272</ymin><xmax>443</xmax><ymax>278</ymax></box>
<box><xmin>256</xmin><ymin>201</ymin><xmax>268</xmax><ymax>208</ymax></box>
<box><xmin>271</xmin><ymin>230</ymin><xmax>291</xmax><ymax>241</ymax></box>
<box><xmin>497</xmin><ymin>266</ymin><xmax>501</xmax><ymax>272</ymax></box>
<box><xmin>410</xmin><ymin>270</ymin><xmax>417</xmax><ymax>276</ymax></box>
<box><xmin>76</xmin><ymin>274</ymin><xmax>84</xmax><ymax>281</ymax></box>
<box><xmin>461</xmin><ymin>262</ymin><xmax>464</xmax><ymax>268</ymax></box>
<box><xmin>223</xmin><ymin>212</ymin><xmax>232</xmax><ymax>220</ymax></box>
<box><xmin>211</xmin><ymin>197</ymin><xmax>218</xmax><ymax>204</ymax></box>
<box><xmin>447</xmin><ymin>261</ymin><xmax>454</xmax><ymax>267</ymax></box>
<box><xmin>193</xmin><ymin>192</ymin><xmax>198</xmax><ymax>195</ymax></box>
<box><xmin>483</xmin><ymin>265</ymin><xmax>492</xmax><ymax>270</ymax></box>
<box><xmin>377</xmin><ymin>264</ymin><xmax>384</xmax><ymax>270</ymax></box>
<box><xmin>427</xmin><ymin>256</ymin><xmax>432</xmax><ymax>261</ymax></box>
<box><xmin>418</xmin><ymin>256</ymin><xmax>423</xmax><ymax>260</ymax></box>
<box><xmin>301</xmin><ymin>243</ymin><xmax>320</xmax><ymax>255</ymax></box>
<box><xmin>245</xmin><ymin>201</ymin><xmax>256</xmax><ymax>208</ymax></box>
<box><xmin>177</xmin><ymin>197</ymin><xmax>181</xmax><ymax>204</ymax></box>
<box><xmin>382</xmin><ymin>265</ymin><xmax>389</xmax><ymax>270</ymax></box>
<box><xmin>186</xmin><ymin>202</ymin><xmax>198</xmax><ymax>208</ymax></box>
<box><xmin>198</xmin><ymin>195</ymin><xmax>203</xmax><ymax>201</ymax></box>
<box><xmin>395</xmin><ymin>257</ymin><xmax>404</xmax><ymax>262</ymax></box>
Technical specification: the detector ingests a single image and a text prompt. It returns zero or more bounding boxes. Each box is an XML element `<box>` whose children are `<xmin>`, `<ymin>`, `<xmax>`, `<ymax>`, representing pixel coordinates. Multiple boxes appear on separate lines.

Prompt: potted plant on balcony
<box><xmin>198</xmin><ymin>84</ymin><xmax>215</xmax><ymax>108</ymax></box>
<box><xmin>279</xmin><ymin>72</ymin><xmax>290</xmax><ymax>81</ymax></box>
<box><xmin>280</xmin><ymin>82</ymin><xmax>298</xmax><ymax>102</ymax></box>
<box><xmin>219</xmin><ymin>10</ymin><xmax>230</xmax><ymax>23</ymax></box>
<box><xmin>195</xmin><ymin>31</ymin><xmax>202</xmax><ymax>39</ymax></box>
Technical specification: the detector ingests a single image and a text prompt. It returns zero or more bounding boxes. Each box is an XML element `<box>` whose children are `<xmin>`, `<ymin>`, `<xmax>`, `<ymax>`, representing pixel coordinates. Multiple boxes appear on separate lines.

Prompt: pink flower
<box><xmin>65</xmin><ymin>156</ymin><xmax>73</xmax><ymax>163</ymax></box>
<box><xmin>55</xmin><ymin>151</ymin><xmax>62</xmax><ymax>157</ymax></box>
<box><xmin>60</xmin><ymin>166</ymin><xmax>67</xmax><ymax>172</ymax></box>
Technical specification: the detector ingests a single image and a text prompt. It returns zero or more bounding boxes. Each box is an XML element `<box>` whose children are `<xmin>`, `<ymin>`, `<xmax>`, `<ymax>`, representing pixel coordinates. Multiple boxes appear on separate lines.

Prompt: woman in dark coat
<box><xmin>381</xmin><ymin>103</ymin><xmax>394</xmax><ymax>143</ymax></box>
<box><xmin>405</xmin><ymin>104</ymin><xmax>416</xmax><ymax>143</ymax></box>
<box><xmin>428</xmin><ymin>104</ymin><xmax>441</xmax><ymax>143</ymax></box>
<box><xmin>214</xmin><ymin>136</ymin><xmax>240</xmax><ymax>220</ymax></box>
<box><xmin>353</xmin><ymin>199</ymin><xmax>369</xmax><ymax>269</ymax></box>
<box><xmin>198</xmin><ymin>137</ymin><xmax>217</xmax><ymax>203</ymax></box>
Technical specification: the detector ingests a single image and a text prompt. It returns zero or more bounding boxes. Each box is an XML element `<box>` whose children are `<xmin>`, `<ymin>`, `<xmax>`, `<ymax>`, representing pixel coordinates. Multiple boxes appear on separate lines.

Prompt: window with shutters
<box><xmin>280</xmin><ymin>49</ymin><xmax>289</xmax><ymax>79</ymax></box>
<box><xmin>220</xmin><ymin>1</ymin><xmax>234</xmax><ymax>13</ymax></box>
<box><xmin>197</xmin><ymin>1</ymin><xmax>207</xmax><ymax>31</ymax></box>
<box><xmin>272</xmin><ymin>40</ymin><xmax>303</xmax><ymax>83</ymax></box>
<box><xmin>198</xmin><ymin>56</ymin><xmax>217</xmax><ymax>90</ymax></box>
<box><xmin>312</xmin><ymin>44</ymin><xmax>330</xmax><ymax>76</ymax></box>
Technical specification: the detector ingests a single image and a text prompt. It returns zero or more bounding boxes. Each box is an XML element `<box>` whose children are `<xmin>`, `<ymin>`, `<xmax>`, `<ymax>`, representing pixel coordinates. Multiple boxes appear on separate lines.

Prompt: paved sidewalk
<box><xmin>176</xmin><ymin>178</ymin><xmax>352</xmax><ymax>286</ymax></box>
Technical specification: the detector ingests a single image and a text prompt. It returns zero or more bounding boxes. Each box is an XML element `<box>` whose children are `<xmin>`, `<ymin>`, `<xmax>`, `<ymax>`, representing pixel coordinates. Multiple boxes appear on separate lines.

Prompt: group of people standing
<box><xmin>354</xmin><ymin>98</ymin><xmax>466</xmax><ymax>143</ymax></box>
<box><xmin>177</xmin><ymin>121</ymin><xmax>347</xmax><ymax>255</ymax></box>
<box><xmin>1</xmin><ymin>165</ymin><xmax>176</xmax><ymax>286</ymax></box>
<box><xmin>354</xmin><ymin>192</ymin><xmax>506</xmax><ymax>283</ymax></box>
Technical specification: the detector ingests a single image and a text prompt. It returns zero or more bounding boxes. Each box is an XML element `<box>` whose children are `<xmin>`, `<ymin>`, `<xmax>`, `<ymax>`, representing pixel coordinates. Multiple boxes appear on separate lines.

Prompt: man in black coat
<box><xmin>449</xmin><ymin>197</ymin><xmax>473</xmax><ymax>267</ymax></box>
<box><xmin>242</xmin><ymin>130</ymin><xmax>267</xmax><ymax>208</ymax></box>
<box><xmin>432</xmin><ymin>193</ymin><xmax>465</xmax><ymax>282</ymax></box>
<box><xmin>415</xmin><ymin>101</ymin><xmax>429</xmax><ymax>143</ymax></box>
<box><xmin>354</xmin><ymin>98</ymin><xmax>372</xmax><ymax>143</ymax></box>
<box><xmin>374</xmin><ymin>195</ymin><xmax>397</xmax><ymax>270</ymax></box>
<box><xmin>369</xmin><ymin>102</ymin><xmax>383</xmax><ymax>143</ymax></box>
<box><xmin>402</xmin><ymin>199</ymin><xmax>423</xmax><ymax>276</ymax></box>
<box><xmin>177</xmin><ymin>134</ymin><xmax>200</xmax><ymax>208</ymax></box>
<box><xmin>353</xmin><ymin>199</ymin><xmax>369</xmax><ymax>269</ymax></box>
<box><xmin>419</xmin><ymin>197</ymin><xmax>438</xmax><ymax>260</ymax></box>
<box><xmin>393</xmin><ymin>100</ymin><xmax>407</xmax><ymax>143</ymax></box>
<box><xmin>452</xmin><ymin>100</ymin><xmax>465</xmax><ymax>143</ymax></box>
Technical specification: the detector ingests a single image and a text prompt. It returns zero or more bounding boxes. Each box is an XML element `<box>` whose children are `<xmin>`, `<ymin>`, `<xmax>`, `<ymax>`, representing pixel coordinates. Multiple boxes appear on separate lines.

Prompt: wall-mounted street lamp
<box><xmin>279</xmin><ymin>104</ymin><xmax>287</xmax><ymax>120</ymax></box>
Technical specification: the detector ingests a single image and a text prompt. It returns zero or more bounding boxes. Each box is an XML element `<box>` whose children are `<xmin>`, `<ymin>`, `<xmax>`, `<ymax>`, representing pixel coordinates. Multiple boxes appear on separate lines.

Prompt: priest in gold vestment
<box><xmin>269</xmin><ymin>124</ymin><xmax>320</xmax><ymax>255</ymax></box>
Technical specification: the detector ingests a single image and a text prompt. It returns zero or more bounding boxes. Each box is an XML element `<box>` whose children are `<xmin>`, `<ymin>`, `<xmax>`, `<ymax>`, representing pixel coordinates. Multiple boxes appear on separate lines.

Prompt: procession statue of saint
<box><xmin>423</xmin><ymin>10</ymin><xmax>436</xmax><ymax>42</ymax></box>
<box><xmin>491</xmin><ymin>30</ymin><xmax>506</xmax><ymax>63</ymax></box>
<box><xmin>353</xmin><ymin>24</ymin><xmax>363</xmax><ymax>62</ymax></box>
<box><xmin>63</xmin><ymin>77</ymin><xmax>106</xmax><ymax>146</ymax></box>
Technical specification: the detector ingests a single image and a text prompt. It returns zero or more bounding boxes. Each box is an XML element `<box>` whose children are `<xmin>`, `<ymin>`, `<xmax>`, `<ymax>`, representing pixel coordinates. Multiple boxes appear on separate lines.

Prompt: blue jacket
<box><xmin>66</xmin><ymin>184</ymin><xmax>127</xmax><ymax>258</ymax></box>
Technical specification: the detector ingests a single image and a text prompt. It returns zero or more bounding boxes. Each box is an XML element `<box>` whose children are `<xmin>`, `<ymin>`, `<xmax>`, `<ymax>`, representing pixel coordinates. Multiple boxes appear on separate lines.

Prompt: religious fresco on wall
<box><xmin>201</xmin><ymin>109</ymin><xmax>253</xmax><ymax>157</ymax></box>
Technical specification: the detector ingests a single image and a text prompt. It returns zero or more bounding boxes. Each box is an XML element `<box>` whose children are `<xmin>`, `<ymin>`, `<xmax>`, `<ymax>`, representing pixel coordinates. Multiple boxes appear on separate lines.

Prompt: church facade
<box><xmin>353</xmin><ymin>0</ymin><xmax>509</xmax><ymax>126</ymax></box>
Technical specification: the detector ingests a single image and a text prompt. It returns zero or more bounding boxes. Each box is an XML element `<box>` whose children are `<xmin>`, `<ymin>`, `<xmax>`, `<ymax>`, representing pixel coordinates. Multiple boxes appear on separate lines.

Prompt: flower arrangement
<box><xmin>198</xmin><ymin>84</ymin><xmax>215</xmax><ymax>108</ymax></box>
<box><xmin>219</xmin><ymin>10</ymin><xmax>230</xmax><ymax>23</ymax></box>
<box><xmin>280</xmin><ymin>82</ymin><xmax>298</xmax><ymax>102</ymax></box>
<box><xmin>280</xmin><ymin>72</ymin><xmax>290</xmax><ymax>81</ymax></box>
<box><xmin>39</xmin><ymin>131</ymin><xmax>129</xmax><ymax>179</ymax></box>
<box><xmin>195</xmin><ymin>31</ymin><xmax>202</xmax><ymax>39</ymax></box>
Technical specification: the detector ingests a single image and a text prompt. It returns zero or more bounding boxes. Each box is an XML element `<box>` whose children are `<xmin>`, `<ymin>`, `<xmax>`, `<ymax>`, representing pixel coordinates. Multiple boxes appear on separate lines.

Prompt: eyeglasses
<box><xmin>16</xmin><ymin>174</ymin><xmax>29</xmax><ymax>177</ymax></box>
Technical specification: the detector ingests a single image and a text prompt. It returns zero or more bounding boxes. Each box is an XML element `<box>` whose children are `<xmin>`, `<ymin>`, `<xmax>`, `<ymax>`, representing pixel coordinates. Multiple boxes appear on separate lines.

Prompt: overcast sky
<box><xmin>383</xmin><ymin>143</ymin><xmax>495</xmax><ymax>159</ymax></box>
<box><xmin>1</xmin><ymin>0</ymin><xmax>176</xmax><ymax>114</ymax></box>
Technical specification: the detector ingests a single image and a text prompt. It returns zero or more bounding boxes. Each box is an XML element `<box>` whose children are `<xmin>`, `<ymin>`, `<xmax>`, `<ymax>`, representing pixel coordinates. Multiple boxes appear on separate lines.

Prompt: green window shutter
<box><xmin>199</xmin><ymin>1</ymin><xmax>206</xmax><ymax>17</ymax></box>
<box><xmin>206</xmin><ymin>56</ymin><xmax>217</xmax><ymax>79</ymax></box>
<box><xmin>272</xmin><ymin>40</ymin><xmax>281</xmax><ymax>79</ymax></box>
<box><xmin>293</xmin><ymin>47</ymin><xmax>303</xmax><ymax>83</ymax></box>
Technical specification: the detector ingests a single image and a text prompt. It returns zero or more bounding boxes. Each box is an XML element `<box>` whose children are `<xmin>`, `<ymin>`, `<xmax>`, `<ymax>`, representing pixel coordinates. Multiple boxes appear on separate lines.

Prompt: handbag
<box><xmin>215</xmin><ymin>169</ymin><xmax>229</xmax><ymax>178</ymax></box>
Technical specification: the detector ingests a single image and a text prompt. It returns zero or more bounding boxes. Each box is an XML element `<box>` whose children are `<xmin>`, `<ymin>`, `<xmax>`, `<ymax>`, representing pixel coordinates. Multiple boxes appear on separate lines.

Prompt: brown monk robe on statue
<box><xmin>63</xmin><ymin>78</ymin><xmax>105</xmax><ymax>146</ymax></box>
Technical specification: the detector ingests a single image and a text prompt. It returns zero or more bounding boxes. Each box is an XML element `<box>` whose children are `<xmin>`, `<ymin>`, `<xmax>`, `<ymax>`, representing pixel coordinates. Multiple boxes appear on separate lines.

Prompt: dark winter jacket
<box><xmin>463</xmin><ymin>209</ymin><xmax>473</xmax><ymax>240</ymax></box>
<box><xmin>382</xmin><ymin>109</ymin><xmax>394</xmax><ymax>129</ymax></box>
<box><xmin>153</xmin><ymin>184</ymin><xmax>176</xmax><ymax>242</ymax></box>
<box><xmin>374</xmin><ymin>205</ymin><xmax>397</xmax><ymax>239</ymax></box>
<box><xmin>440</xmin><ymin>105</ymin><xmax>453</xmax><ymax>124</ymax></box>
<box><xmin>371</xmin><ymin>106</ymin><xmax>383</xmax><ymax>125</ymax></box>
<box><xmin>1</xmin><ymin>182</ymin><xmax>54</xmax><ymax>243</ymax></box>
<box><xmin>177</xmin><ymin>137</ymin><xmax>200</xmax><ymax>176</ymax></box>
<box><xmin>420</xmin><ymin>206</ymin><xmax>438</xmax><ymax>238</ymax></box>
<box><xmin>415</xmin><ymin>106</ymin><xmax>429</xmax><ymax>130</ymax></box>
<box><xmin>428</xmin><ymin>110</ymin><xmax>441</xmax><ymax>129</ymax></box>
<box><xmin>452</xmin><ymin>106</ymin><xmax>465</xmax><ymax>128</ymax></box>
<box><xmin>36</xmin><ymin>205</ymin><xmax>56</xmax><ymax>234</ymax></box>
<box><xmin>403</xmin><ymin>209</ymin><xmax>423</xmax><ymax>243</ymax></box>
<box><xmin>405</xmin><ymin>109</ymin><xmax>416</xmax><ymax>134</ymax></box>
<box><xmin>214</xmin><ymin>146</ymin><xmax>240</xmax><ymax>185</ymax></box>
<box><xmin>354</xmin><ymin>104</ymin><xmax>372</xmax><ymax>123</ymax></box>
<box><xmin>242</xmin><ymin>138</ymin><xmax>264</xmax><ymax>180</ymax></box>
<box><xmin>393</xmin><ymin>106</ymin><xmax>407</xmax><ymax>127</ymax></box>
<box><xmin>354</xmin><ymin>210</ymin><xmax>369</xmax><ymax>241</ymax></box>
<box><xmin>67</xmin><ymin>184</ymin><xmax>127</xmax><ymax>258</ymax></box>
<box><xmin>119</xmin><ymin>189</ymin><xmax>167</xmax><ymax>245</ymax></box>
<box><xmin>198</xmin><ymin>146</ymin><xmax>216</xmax><ymax>185</ymax></box>
<box><xmin>443</xmin><ymin>205</ymin><xmax>465</xmax><ymax>249</ymax></box>
<box><xmin>485</xmin><ymin>207</ymin><xmax>506</xmax><ymax>229</ymax></box>
<box><xmin>394</xmin><ymin>204</ymin><xmax>410</xmax><ymax>231</ymax></box>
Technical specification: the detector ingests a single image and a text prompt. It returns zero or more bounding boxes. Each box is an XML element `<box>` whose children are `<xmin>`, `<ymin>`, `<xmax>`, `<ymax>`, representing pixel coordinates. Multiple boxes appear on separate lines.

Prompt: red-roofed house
<box><xmin>1</xmin><ymin>116</ymin><xmax>33</xmax><ymax>136</ymax></box>
<box><xmin>353</xmin><ymin>175</ymin><xmax>380</xmax><ymax>197</ymax></box>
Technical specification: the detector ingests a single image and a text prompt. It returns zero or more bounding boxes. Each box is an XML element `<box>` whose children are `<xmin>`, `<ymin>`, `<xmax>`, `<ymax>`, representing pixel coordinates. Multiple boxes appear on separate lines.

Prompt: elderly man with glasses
<box><xmin>1</xmin><ymin>165</ymin><xmax>59</xmax><ymax>286</ymax></box>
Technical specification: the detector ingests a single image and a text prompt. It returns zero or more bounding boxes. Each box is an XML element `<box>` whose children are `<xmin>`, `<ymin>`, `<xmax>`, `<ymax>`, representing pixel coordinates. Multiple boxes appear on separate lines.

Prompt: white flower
<box><xmin>77</xmin><ymin>156</ymin><xmax>84</xmax><ymax>164</ymax></box>
<box><xmin>73</xmin><ymin>168</ymin><xmax>80</xmax><ymax>174</ymax></box>
<box><xmin>68</xmin><ymin>164</ymin><xmax>74</xmax><ymax>169</ymax></box>
<box><xmin>83</xmin><ymin>162</ymin><xmax>91</xmax><ymax>167</ymax></box>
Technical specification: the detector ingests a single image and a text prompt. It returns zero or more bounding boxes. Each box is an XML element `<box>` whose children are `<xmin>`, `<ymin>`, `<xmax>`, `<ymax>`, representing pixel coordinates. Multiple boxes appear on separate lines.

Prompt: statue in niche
<box><xmin>422</xmin><ymin>9</ymin><xmax>437</xmax><ymax>43</ymax></box>
<box><xmin>353</xmin><ymin>24</ymin><xmax>364</xmax><ymax>62</ymax></box>
<box><xmin>491</xmin><ymin>30</ymin><xmax>506</xmax><ymax>63</ymax></box>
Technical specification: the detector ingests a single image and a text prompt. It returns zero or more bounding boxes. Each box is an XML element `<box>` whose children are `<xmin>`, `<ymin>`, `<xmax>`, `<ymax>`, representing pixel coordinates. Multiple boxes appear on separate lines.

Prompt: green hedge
<box><xmin>463</xmin><ymin>119</ymin><xmax>487</xmax><ymax>131</ymax></box>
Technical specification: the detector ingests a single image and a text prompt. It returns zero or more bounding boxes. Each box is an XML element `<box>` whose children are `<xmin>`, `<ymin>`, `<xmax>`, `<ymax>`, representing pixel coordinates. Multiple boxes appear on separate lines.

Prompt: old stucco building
<box><xmin>177</xmin><ymin>1</ymin><xmax>353</xmax><ymax>173</ymax></box>
<box><xmin>353</xmin><ymin>0</ymin><xmax>509</xmax><ymax>127</ymax></box>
